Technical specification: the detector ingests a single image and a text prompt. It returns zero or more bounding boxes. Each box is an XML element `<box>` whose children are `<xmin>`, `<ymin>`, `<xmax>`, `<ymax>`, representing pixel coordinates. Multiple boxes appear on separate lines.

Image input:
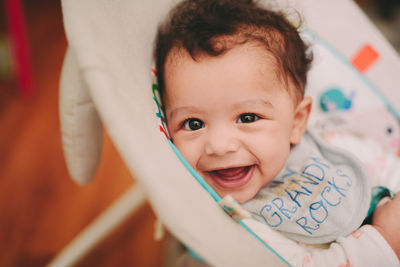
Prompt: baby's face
<box><xmin>164</xmin><ymin>44</ymin><xmax>304</xmax><ymax>203</ymax></box>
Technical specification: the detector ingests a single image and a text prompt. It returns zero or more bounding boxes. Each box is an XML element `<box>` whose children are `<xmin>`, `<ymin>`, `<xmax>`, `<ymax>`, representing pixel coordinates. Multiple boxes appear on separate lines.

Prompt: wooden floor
<box><xmin>0</xmin><ymin>1</ymin><xmax>167</xmax><ymax>266</ymax></box>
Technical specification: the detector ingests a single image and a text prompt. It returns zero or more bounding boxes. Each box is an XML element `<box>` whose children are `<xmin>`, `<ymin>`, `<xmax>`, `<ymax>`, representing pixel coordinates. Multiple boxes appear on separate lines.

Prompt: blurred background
<box><xmin>0</xmin><ymin>0</ymin><xmax>398</xmax><ymax>266</ymax></box>
<box><xmin>0</xmin><ymin>0</ymin><xmax>167</xmax><ymax>266</ymax></box>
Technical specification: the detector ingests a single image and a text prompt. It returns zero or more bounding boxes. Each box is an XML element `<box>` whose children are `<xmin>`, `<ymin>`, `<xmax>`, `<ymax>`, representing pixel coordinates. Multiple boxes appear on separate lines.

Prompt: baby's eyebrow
<box><xmin>168</xmin><ymin>106</ymin><xmax>200</xmax><ymax>119</ymax></box>
<box><xmin>233</xmin><ymin>99</ymin><xmax>273</xmax><ymax>109</ymax></box>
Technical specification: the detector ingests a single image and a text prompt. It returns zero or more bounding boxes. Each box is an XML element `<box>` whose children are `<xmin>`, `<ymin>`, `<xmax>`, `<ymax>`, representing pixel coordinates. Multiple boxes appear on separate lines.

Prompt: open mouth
<box><xmin>208</xmin><ymin>165</ymin><xmax>255</xmax><ymax>189</ymax></box>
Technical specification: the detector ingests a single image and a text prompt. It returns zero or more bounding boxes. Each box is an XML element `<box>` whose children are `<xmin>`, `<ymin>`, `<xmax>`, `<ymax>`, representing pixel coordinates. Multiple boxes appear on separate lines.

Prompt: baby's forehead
<box><xmin>166</xmin><ymin>43</ymin><xmax>293</xmax><ymax>85</ymax></box>
<box><xmin>165</xmin><ymin>42</ymin><xmax>279</xmax><ymax>72</ymax></box>
<box><xmin>164</xmin><ymin>43</ymin><xmax>300</xmax><ymax>105</ymax></box>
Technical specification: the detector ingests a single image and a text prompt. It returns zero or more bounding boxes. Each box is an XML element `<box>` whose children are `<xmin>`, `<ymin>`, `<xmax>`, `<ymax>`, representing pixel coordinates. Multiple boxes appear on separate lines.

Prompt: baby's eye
<box><xmin>237</xmin><ymin>113</ymin><xmax>259</xmax><ymax>124</ymax></box>
<box><xmin>183</xmin><ymin>118</ymin><xmax>204</xmax><ymax>131</ymax></box>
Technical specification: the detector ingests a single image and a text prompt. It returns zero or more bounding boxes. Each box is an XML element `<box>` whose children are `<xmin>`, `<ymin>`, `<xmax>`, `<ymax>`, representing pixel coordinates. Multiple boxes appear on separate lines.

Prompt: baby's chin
<box><xmin>215</xmin><ymin>187</ymin><xmax>258</xmax><ymax>203</ymax></box>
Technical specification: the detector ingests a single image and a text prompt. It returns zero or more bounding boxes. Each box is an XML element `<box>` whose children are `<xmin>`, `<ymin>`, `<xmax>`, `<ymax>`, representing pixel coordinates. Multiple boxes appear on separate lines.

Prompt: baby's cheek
<box><xmin>258</xmin><ymin>141</ymin><xmax>290</xmax><ymax>172</ymax></box>
<box><xmin>174</xmin><ymin>140</ymin><xmax>198</xmax><ymax>167</ymax></box>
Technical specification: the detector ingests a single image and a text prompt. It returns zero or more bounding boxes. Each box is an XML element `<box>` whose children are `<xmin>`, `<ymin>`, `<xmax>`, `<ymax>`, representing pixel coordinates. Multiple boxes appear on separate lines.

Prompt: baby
<box><xmin>155</xmin><ymin>0</ymin><xmax>400</xmax><ymax>264</ymax></box>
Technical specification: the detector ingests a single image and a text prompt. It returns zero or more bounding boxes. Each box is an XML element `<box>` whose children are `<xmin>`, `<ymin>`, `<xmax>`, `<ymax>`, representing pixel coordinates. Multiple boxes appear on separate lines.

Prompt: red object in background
<box><xmin>5</xmin><ymin>0</ymin><xmax>34</xmax><ymax>97</ymax></box>
<box><xmin>351</xmin><ymin>44</ymin><xmax>380</xmax><ymax>73</ymax></box>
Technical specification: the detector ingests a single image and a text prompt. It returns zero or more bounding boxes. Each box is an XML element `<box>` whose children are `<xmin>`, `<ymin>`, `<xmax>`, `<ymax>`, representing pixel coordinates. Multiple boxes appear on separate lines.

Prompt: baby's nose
<box><xmin>204</xmin><ymin>127</ymin><xmax>239</xmax><ymax>156</ymax></box>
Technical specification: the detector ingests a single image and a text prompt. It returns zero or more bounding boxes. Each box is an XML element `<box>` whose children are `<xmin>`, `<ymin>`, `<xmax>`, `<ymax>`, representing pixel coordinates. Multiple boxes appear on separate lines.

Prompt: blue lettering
<box><xmin>281</xmin><ymin>167</ymin><xmax>298</xmax><ymax>179</ymax></box>
<box><xmin>309</xmin><ymin>200</ymin><xmax>328</xmax><ymax>224</ymax></box>
<box><xmin>285</xmin><ymin>190</ymin><xmax>302</xmax><ymax>208</ymax></box>
<box><xmin>272</xmin><ymin>197</ymin><xmax>297</xmax><ymax>219</ymax></box>
<box><xmin>291</xmin><ymin>179</ymin><xmax>313</xmax><ymax>194</ymax></box>
<box><xmin>296</xmin><ymin>217</ymin><xmax>320</xmax><ymax>235</ymax></box>
<box><xmin>302</xmin><ymin>163</ymin><xmax>325</xmax><ymax>182</ymax></box>
<box><xmin>328</xmin><ymin>177</ymin><xmax>348</xmax><ymax>197</ymax></box>
<box><xmin>311</xmin><ymin>157</ymin><xmax>331</xmax><ymax>169</ymax></box>
<box><xmin>260</xmin><ymin>204</ymin><xmax>283</xmax><ymax>227</ymax></box>
<box><xmin>285</xmin><ymin>181</ymin><xmax>312</xmax><ymax>208</ymax></box>
<box><xmin>299</xmin><ymin>175</ymin><xmax>319</xmax><ymax>185</ymax></box>
<box><xmin>321</xmin><ymin>185</ymin><xmax>342</xmax><ymax>206</ymax></box>
<box><xmin>336</xmin><ymin>169</ymin><xmax>352</xmax><ymax>187</ymax></box>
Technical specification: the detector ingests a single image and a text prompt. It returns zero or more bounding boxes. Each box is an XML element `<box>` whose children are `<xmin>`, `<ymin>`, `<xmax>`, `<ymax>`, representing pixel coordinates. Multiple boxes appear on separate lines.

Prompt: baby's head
<box><xmin>155</xmin><ymin>0</ymin><xmax>313</xmax><ymax>202</ymax></box>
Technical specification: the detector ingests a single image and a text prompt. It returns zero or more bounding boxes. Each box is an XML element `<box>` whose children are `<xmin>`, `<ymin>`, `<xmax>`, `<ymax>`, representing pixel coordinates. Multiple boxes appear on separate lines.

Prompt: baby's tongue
<box><xmin>214</xmin><ymin>167</ymin><xmax>247</xmax><ymax>179</ymax></box>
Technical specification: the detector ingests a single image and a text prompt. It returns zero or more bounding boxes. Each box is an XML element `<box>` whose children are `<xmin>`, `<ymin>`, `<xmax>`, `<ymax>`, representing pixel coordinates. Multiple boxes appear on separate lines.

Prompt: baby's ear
<box><xmin>290</xmin><ymin>96</ymin><xmax>312</xmax><ymax>145</ymax></box>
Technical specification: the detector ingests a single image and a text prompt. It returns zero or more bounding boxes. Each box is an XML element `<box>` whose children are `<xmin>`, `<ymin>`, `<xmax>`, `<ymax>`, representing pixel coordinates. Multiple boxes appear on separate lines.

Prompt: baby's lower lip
<box><xmin>208</xmin><ymin>165</ymin><xmax>254</xmax><ymax>189</ymax></box>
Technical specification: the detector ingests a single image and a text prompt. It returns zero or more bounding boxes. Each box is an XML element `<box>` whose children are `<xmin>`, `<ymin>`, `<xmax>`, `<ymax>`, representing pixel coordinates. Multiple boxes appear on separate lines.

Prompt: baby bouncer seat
<box><xmin>55</xmin><ymin>0</ymin><xmax>400</xmax><ymax>266</ymax></box>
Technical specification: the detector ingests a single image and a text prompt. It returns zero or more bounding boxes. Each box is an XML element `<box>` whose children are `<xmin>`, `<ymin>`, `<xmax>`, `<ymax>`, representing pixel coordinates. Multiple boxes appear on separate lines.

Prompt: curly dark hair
<box><xmin>155</xmin><ymin>0</ymin><xmax>313</xmax><ymax>101</ymax></box>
